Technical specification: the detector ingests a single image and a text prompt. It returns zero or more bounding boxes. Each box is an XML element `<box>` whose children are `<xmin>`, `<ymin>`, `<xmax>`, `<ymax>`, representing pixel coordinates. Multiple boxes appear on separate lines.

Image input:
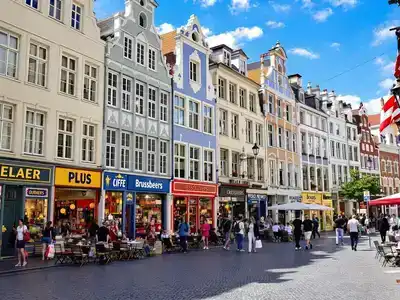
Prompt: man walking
<box><xmin>233</xmin><ymin>216</ymin><xmax>245</xmax><ymax>252</ymax></box>
<box><xmin>178</xmin><ymin>217</ymin><xmax>189</xmax><ymax>253</ymax></box>
<box><xmin>292</xmin><ymin>214</ymin><xmax>303</xmax><ymax>250</ymax></box>
<box><xmin>335</xmin><ymin>215</ymin><xmax>345</xmax><ymax>245</ymax></box>
<box><xmin>222</xmin><ymin>215</ymin><xmax>232</xmax><ymax>250</ymax></box>
<box><xmin>302</xmin><ymin>215</ymin><xmax>314</xmax><ymax>250</ymax></box>
<box><xmin>347</xmin><ymin>215</ymin><xmax>360</xmax><ymax>251</ymax></box>
<box><xmin>311</xmin><ymin>215</ymin><xmax>320</xmax><ymax>239</ymax></box>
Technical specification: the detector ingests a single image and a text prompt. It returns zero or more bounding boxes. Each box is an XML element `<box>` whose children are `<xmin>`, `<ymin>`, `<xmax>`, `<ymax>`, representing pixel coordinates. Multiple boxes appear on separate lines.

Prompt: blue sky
<box><xmin>95</xmin><ymin>0</ymin><xmax>400</xmax><ymax>113</ymax></box>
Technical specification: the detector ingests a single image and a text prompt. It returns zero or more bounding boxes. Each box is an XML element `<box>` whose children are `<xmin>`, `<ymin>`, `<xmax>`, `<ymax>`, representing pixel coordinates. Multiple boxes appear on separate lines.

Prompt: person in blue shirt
<box><xmin>178</xmin><ymin>218</ymin><xmax>189</xmax><ymax>253</ymax></box>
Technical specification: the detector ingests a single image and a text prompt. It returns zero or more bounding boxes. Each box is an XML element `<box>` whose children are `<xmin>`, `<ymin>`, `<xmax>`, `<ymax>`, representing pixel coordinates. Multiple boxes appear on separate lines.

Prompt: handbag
<box><xmin>47</xmin><ymin>244</ymin><xmax>55</xmax><ymax>259</ymax></box>
<box><xmin>255</xmin><ymin>239</ymin><xmax>263</xmax><ymax>249</ymax></box>
<box><xmin>23</xmin><ymin>231</ymin><xmax>31</xmax><ymax>242</ymax></box>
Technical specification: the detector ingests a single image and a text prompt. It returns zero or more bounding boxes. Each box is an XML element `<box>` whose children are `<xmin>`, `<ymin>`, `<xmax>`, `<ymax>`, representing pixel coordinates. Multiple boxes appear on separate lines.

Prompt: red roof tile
<box><xmin>369</xmin><ymin>114</ymin><xmax>380</xmax><ymax>126</ymax></box>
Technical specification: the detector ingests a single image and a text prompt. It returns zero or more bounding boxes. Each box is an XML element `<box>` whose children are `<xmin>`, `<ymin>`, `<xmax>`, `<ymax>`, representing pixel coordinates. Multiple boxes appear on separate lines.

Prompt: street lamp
<box><xmin>252</xmin><ymin>143</ymin><xmax>260</xmax><ymax>156</ymax></box>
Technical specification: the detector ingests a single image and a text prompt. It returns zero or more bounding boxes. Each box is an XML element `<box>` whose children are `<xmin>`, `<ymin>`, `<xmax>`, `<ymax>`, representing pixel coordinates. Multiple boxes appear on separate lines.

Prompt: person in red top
<box><xmin>108</xmin><ymin>221</ymin><xmax>118</xmax><ymax>241</ymax></box>
<box><xmin>201</xmin><ymin>217</ymin><xmax>210</xmax><ymax>250</ymax></box>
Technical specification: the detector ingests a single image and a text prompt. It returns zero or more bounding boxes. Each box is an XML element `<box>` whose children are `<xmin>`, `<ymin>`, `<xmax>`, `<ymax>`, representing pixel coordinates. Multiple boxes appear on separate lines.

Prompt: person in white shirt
<box><xmin>285</xmin><ymin>223</ymin><xmax>292</xmax><ymax>235</ymax></box>
<box><xmin>15</xmin><ymin>218</ymin><xmax>28</xmax><ymax>267</ymax></box>
<box><xmin>347</xmin><ymin>215</ymin><xmax>360</xmax><ymax>251</ymax></box>
<box><xmin>272</xmin><ymin>223</ymin><xmax>281</xmax><ymax>242</ymax></box>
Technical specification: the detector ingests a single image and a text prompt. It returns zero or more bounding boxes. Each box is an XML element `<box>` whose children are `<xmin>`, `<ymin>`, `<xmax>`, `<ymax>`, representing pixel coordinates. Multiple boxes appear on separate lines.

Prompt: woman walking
<box><xmin>15</xmin><ymin>219</ymin><xmax>28</xmax><ymax>267</ymax></box>
<box><xmin>247</xmin><ymin>217</ymin><xmax>260</xmax><ymax>253</ymax></box>
<box><xmin>201</xmin><ymin>217</ymin><xmax>210</xmax><ymax>250</ymax></box>
<box><xmin>41</xmin><ymin>221</ymin><xmax>53</xmax><ymax>260</ymax></box>
<box><xmin>379</xmin><ymin>216</ymin><xmax>390</xmax><ymax>244</ymax></box>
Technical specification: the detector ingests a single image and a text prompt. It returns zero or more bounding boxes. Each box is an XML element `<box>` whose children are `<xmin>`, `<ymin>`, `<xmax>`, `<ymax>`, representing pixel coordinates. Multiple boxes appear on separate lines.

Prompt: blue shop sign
<box><xmin>247</xmin><ymin>194</ymin><xmax>268</xmax><ymax>202</ymax></box>
<box><xmin>104</xmin><ymin>172</ymin><xmax>128</xmax><ymax>190</ymax></box>
<box><xmin>128</xmin><ymin>175</ymin><xmax>170</xmax><ymax>193</ymax></box>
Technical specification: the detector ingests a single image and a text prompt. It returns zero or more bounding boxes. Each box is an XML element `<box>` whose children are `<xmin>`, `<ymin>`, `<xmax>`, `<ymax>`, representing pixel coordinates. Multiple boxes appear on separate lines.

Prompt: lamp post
<box><xmin>366</xmin><ymin>156</ymin><xmax>373</xmax><ymax>248</ymax></box>
<box><xmin>252</xmin><ymin>143</ymin><xmax>259</xmax><ymax>181</ymax></box>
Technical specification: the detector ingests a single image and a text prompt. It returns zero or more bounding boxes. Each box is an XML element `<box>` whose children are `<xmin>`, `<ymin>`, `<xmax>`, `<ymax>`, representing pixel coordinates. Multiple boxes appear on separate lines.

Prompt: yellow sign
<box><xmin>323</xmin><ymin>199</ymin><xmax>334</xmax><ymax>230</ymax></box>
<box><xmin>301</xmin><ymin>192</ymin><xmax>322</xmax><ymax>204</ymax></box>
<box><xmin>0</xmin><ymin>163</ymin><xmax>51</xmax><ymax>183</ymax></box>
<box><xmin>55</xmin><ymin>167</ymin><xmax>101</xmax><ymax>188</ymax></box>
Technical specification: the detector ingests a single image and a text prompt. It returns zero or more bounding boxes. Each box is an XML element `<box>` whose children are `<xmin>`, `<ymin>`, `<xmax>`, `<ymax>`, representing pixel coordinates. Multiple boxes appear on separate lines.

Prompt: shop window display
<box><xmin>24</xmin><ymin>198</ymin><xmax>48</xmax><ymax>241</ymax></box>
<box><xmin>105</xmin><ymin>191</ymin><xmax>123</xmax><ymax>220</ymax></box>
<box><xmin>173</xmin><ymin>197</ymin><xmax>187</xmax><ymax>231</ymax></box>
<box><xmin>199</xmin><ymin>198</ymin><xmax>212</xmax><ymax>224</ymax></box>
<box><xmin>136</xmin><ymin>194</ymin><xmax>162</xmax><ymax>237</ymax></box>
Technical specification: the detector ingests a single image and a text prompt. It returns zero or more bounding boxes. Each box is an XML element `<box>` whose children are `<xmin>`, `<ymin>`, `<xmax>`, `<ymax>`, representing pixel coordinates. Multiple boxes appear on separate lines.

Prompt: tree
<box><xmin>340</xmin><ymin>169</ymin><xmax>381</xmax><ymax>203</ymax></box>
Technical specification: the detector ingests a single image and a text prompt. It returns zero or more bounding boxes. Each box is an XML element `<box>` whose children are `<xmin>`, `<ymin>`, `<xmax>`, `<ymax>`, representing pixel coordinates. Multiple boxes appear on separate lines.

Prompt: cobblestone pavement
<box><xmin>0</xmin><ymin>234</ymin><xmax>399</xmax><ymax>300</ymax></box>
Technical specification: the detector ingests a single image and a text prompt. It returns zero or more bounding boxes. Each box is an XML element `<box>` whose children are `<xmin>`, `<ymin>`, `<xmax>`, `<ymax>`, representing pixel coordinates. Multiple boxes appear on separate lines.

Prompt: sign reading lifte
<box><xmin>55</xmin><ymin>167</ymin><xmax>101</xmax><ymax>188</ymax></box>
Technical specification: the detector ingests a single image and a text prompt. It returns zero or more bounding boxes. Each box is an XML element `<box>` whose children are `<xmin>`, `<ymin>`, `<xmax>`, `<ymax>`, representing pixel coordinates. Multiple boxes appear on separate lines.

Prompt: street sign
<box><xmin>363</xmin><ymin>190</ymin><xmax>370</xmax><ymax>202</ymax></box>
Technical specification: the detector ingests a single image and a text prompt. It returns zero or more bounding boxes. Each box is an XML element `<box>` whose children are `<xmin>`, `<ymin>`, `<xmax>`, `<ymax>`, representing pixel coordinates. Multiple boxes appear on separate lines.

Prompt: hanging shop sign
<box><xmin>173</xmin><ymin>180</ymin><xmax>217</xmax><ymax>196</ymax></box>
<box><xmin>128</xmin><ymin>175</ymin><xmax>170</xmax><ymax>193</ymax></box>
<box><xmin>55</xmin><ymin>167</ymin><xmax>101</xmax><ymax>188</ymax></box>
<box><xmin>301</xmin><ymin>192</ymin><xmax>322</xmax><ymax>205</ymax></box>
<box><xmin>219</xmin><ymin>185</ymin><xmax>246</xmax><ymax>197</ymax></box>
<box><xmin>104</xmin><ymin>172</ymin><xmax>128</xmax><ymax>190</ymax></box>
<box><xmin>247</xmin><ymin>194</ymin><xmax>268</xmax><ymax>202</ymax></box>
<box><xmin>25</xmin><ymin>187</ymin><xmax>48</xmax><ymax>198</ymax></box>
<box><xmin>0</xmin><ymin>163</ymin><xmax>51</xmax><ymax>183</ymax></box>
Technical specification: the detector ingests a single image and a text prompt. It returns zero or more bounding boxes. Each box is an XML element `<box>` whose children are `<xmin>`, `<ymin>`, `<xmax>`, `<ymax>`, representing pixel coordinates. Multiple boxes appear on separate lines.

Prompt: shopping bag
<box><xmin>255</xmin><ymin>239</ymin><xmax>263</xmax><ymax>249</ymax></box>
<box><xmin>23</xmin><ymin>231</ymin><xmax>31</xmax><ymax>242</ymax></box>
<box><xmin>47</xmin><ymin>244</ymin><xmax>55</xmax><ymax>259</ymax></box>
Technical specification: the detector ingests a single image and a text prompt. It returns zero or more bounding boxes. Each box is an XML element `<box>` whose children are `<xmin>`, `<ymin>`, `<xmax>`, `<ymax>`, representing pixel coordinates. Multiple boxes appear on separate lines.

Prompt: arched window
<box><xmin>140</xmin><ymin>0</ymin><xmax>145</xmax><ymax>6</ymax></box>
<box><xmin>390</xmin><ymin>134</ymin><xmax>394</xmax><ymax>144</ymax></box>
<box><xmin>139</xmin><ymin>12</ymin><xmax>147</xmax><ymax>28</ymax></box>
<box><xmin>278</xmin><ymin>64</ymin><xmax>282</xmax><ymax>73</ymax></box>
<box><xmin>192</xmin><ymin>32</ymin><xmax>199</xmax><ymax>42</ymax></box>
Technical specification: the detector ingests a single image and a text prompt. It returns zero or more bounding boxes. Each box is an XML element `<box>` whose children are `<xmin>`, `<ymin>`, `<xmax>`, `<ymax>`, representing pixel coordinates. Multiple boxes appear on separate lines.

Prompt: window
<box><xmin>0</xmin><ymin>30</ymin><xmax>18</xmax><ymax>78</ymax></box>
<box><xmin>124</xmin><ymin>36</ymin><xmax>133</xmax><ymax>59</ymax></box>
<box><xmin>220</xmin><ymin>149</ymin><xmax>228</xmax><ymax>177</ymax></box>
<box><xmin>285</xmin><ymin>130</ymin><xmax>291</xmax><ymax>151</ymax></box>
<box><xmin>277</xmin><ymin>99</ymin><xmax>282</xmax><ymax>118</ymax></box>
<box><xmin>81</xmin><ymin>123</ymin><xmax>95</xmax><ymax>163</ymax></box>
<box><xmin>148</xmin><ymin>48</ymin><xmax>156</xmax><ymax>71</ymax></box>
<box><xmin>24</xmin><ymin>110</ymin><xmax>45</xmax><ymax>155</ymax></box>
<box><xmin>352</xmin><ymin>128</ymin><xmax>356</xmax><ymax>141</ymax></box>
<box><xmin>174</xmin><ymin>144</ymin><xmax>186</xmax><ymax>178</ymax></box>
<box><xmin>321</xmin><ymin>119</ymin><xmax>327</xmax><ymax>132</ymax></box>
<box><xmin>301</xmin><ymin>132</ymin><xmax>306</xmax><ymax>154</ymax></box>
<box><xmin>323</xmin><ymin>168</ymin><xmax>329</xmax><ymax>191</ymax></box>
<box><xmin>246</xmin><ymin>120</ymin><xmax>253</xmax><ymax>143</ymax></box>
<box><xmin>292</xmin><ymin>133</ymin><xmax>297</xmax><ymax>153</ymax></box>
<box><xmin>239</xmin><ymin>59</ymin><xmax>246</xmax><ymax>75</ymax></box>
<box><xmin>279</xmin><ymin>162</ymin><xmax>285</xmax><ymax>185</ymax></box>
<box><xmin>120</xmin><ymin>131</ymin><xmax>130</xmax><ymax>169</ymax></box>
<box><xmin>387</xmin><ymin>161</ymin><xmax>392</xmax><ymax>174</ymax></box>
<box><xmin>174</xmin><ymin>95</ymin><xmax>185</xmax><ymax>125</ymax></box>
<box><xmin>219</xmin><ymin>109</ymin><xmax>228</xmax><ymax>135</ymax></box>
<box><xmin>189</xmin><ymin>146</ymin><xmax>200</xmax><ymax>180</ymax></box>
<box><xmin>336</xmin><ymin>142</ymin><xmax>341</xmax><ymax>159</ymax></box>
<box><xmin>239</xmin><ymin>88</ymin><xmax>246</xmax><ymax>108</ymax></box>
<box><xmin>287</xmin><ymin>163</ymin><xmax>293</xmax><ymax>187</ymax></box>
<box><xmin>317</xmin><ymin>168</ymin><xmax>322</xmax><ymax>190</ymax></box>
<box><xmin>394</xmin><ymin>162</ymin><xmax>399</xmax><ymax>175</ymax></box>
<box><xmin>342</xmin><ymin>144</ymin><xmax>347</xmax><ymax>160</ymax></box>
<box><xmin>188</xmin><ymin>100</ymin><xmax>200</xmax><ymax>130</ymax></box>
<box><xmin>308</xmin><ymin>135</ymin><xmax>314</xmax><ymax>155</ymax></box>
<box><xmin>231</xmin><ymin>113</ymin><xmax>238</xmax><ymax>139</ymax></box>
<box><xmin>335</xmin><ymin>124</ymin><xmax>340</xmax><ymax>136</ymax></box>
<box><xmin>49</xmin><ymin>0</ymin><xmax>62</xmax><ymax>20</ymax></box>
<box><xmin>257</xmin><ymin>158</ymin><xmax>264</xmax><ymax>181</ymax></box>
<box><xmin>278</xmin><ymin>127</ymin><xmax>283</xmax><ymax>148</ymax></box>
<box><xmin>229</xmin><ymin>83</ymin><xmax>236</xmax><ymax>104</ymax></box>
<box><xmin>135</xmin><ymin>135</ymin><xmax>144</xmax><ymax>171</ymax></box>
<box><xmin>107</xmin><ymin>72</ymin><xmax>118</xmax><ymax>107</ymax></box>
<box><xmin>121</xmin><ymin>77</ymin><xmax>132</xmax><ymax>111</ymax></box>
<box><xmin>268</xmin><ymin>124</ymin><xmax>275</xmax><ymax>147</ymax></box>
<box><xmin>148</xmin><ymin>87</ymin><xmax>156</xmax><ymax>119</ymax></box>
<box><xmin>223</xmin><ymin>50</ymin><xmax>231</xmax><ymax>65</ymax></box>
<box><xmin>270</xmin><ymin>160</ymin><xmax>276</xmax><ymax>186</ymax></box>
<box><xmin>348</xmin><ymin>146</ymin><xmax>353</xmax><ymax>161</ymax></box>
<box><xmin>302</xmin><ymin>165</ymin><xmax>309</xmax><ymax>190</ymax></box>
<box><xmin>71</xmin><ymin>3</ymin><xmax>82</xmax><ymax>30</ymax></box>
<box><xmin>285</xmin><ymin>104</ymin><xmax>291</xmax><ymax>122</ymax></box>
<box><xmin>0</xmin><ymin>103</ymin><xmax>13</xmax><ymax>150</ymax></box>
<box><xmin>344</xmin><ymin>166</ymin><xmax>348</xmax><ymax>183</ymax></box>
<box><xmin>139</xmin><ymin>12</ymin><xmax>147</xmax><ymax>28</ymax></box>
<box><xmin>232</xmin><ymin>152</ymin><xmax>239</xmax><ymax>177</ymax></box>
<box><xmin>105</xmin><ymin>129</ymin><xmax>116</xmax><ymax>167</ymax></box>
<box><xmin>294</xmin><ymin>166</ymin><xmax>299</xmax><ymax>187</ymax></box>
<box><xmin>57</xmin><ymin>118</ymin><xmax>74</xmax><ymax>159</ymax></box>
<box><xmin>381</xmin><ymin>160</ymin><xmax>386</xmax><ymax>172</ymax></box>
<box><xmin>218</xmin><ymin>78</ymin><xmax>226</xmax><ymax>99</ymax></box>
<box><xmin>315</xmin><ymin>136</ymin><xmax>320</xmax><ymax>156</ymax></box>
<box><xmin>338</xmin><ymin>165</ymin><xmax>342</xmax><ymax>185</ymax></box>
<box><xmin>315</xmin><ymin>117</ymin><xmax>320</xmax><ymax>130</ymax></box>
<box><xmin>347</xmin><ymin>127</ymin><xmax>351</xmax><ymax>139</ymax></box>
<box><xmin>300</xmin><ymin>111</ymin><xmax>305</xmax><ymax>124</ymax></box>
<box><xmin>136</xmin><ymin>42</ymin><xmax>145</xmax><ymax>65</ymax></box>
<box><xmin>28</xmin><ymin>43</ymin><xmax>47</xmax><ymax>87</ymax></box>
<box><xmin>249</xmin><ymin>93</ymin><xmax>256</xmax><ymax>113</ymax></box>
<box><xmin>256</xmin><ymin>123</ymin><xmax>262</xmax><ymax>146</ymax></box>
<box><xmin>203</xmin><ymin>105</ymin><xmax>213</xmax><ymax>134</ymax></box>
<box><xmin>204</xmin><ymin>150</ymin><xmax>214</xmax><ymax>181</ymax></box>
<box><xmin>329</xmin><ymin>122</ymin><xmax>333</xmax><ymax>134</ymax></box>
<box><xmin>83</xmin><ymin>64</ymin><xmax>98</xmax><ymax>102</ymax></box>
<box><xmin>353</xmin><ymin>146</ymin><xmax>358</xmax><ymax>161</ymax></box>
<box><xmin>135</xmin><ymin>82</ymin><xmax>144</xmax><ymax>115</ymax></box>
<box><xmin>189</xmin><ymin>61</ymin><xmax>198</xmax><ymax>82</ymax></box>
<box><xmin>310</xmin><ymin>166</ymin><xmax>316</xmax><ymax>189</ymax></box>
<box><xmin>268</xmin><ymin>94</ymin><xmax>274</xmax><ymax>114</ymax></box>
<box><xmin>147</xmin><ymin>138</ymin><xmax>156</xmax><ymax>173</ymax></box>
<box><xmin>26</xmin><ymin>0</ymin><xmax>38</xmax><ymax>9</ymax></box>
<box><xmin>322</xmin><ymin>138</ymin><xmax>327</xmax><ymax>157</ymax></box>
<box><xmin>160</xmin><ymin>92</ymin><xmax>168</xmax><ymax>122</ymax></box>
<box><xmin>331</xmin><ymin>141</ymin><xmax>335</xmax><ymax>157</ymax></box>
<box><xmin>160</xmin><ymin>140</ymin><xmax>168</xmax><ymax>175</ymax></box>
<box><xmin>60</xmin><ymin>55</ymin><xmax>76</xmax><ymax>95</ymax></box>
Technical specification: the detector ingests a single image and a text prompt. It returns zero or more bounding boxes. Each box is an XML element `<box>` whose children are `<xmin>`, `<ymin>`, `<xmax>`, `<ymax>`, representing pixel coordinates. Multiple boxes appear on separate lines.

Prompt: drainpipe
<box><xmin>168</xmin><ymin>75</ymin><xmax>174</xmax><ymax>232</ymax></box>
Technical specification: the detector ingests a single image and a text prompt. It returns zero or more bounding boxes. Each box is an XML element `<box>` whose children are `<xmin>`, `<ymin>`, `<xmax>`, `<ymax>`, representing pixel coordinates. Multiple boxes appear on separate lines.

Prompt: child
<box><xmin>201</xmin><ymin>218</ymin><xmax>210</xmax><ymax>250</ymax></box>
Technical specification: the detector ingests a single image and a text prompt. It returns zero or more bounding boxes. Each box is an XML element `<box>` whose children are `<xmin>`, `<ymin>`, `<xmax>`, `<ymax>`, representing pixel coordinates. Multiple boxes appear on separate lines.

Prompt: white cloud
<box><xmin>374</xmin><ymin>57</ymin><xmax>385</xmax><ymax>66</ymax></box>
<box><xmin>157</xmin><ymin>23</ymin><xmax>175</xmax><ymax>34</ymax></box>
<box><xmin>288</xmin><ymin>48</ymin><xmax>320</xmax><ymax>59</ymax></box>
<box><xmin>372</xmin><ymin>20</ymin><xmax>400</xmax><ymax>46</ymax></box>
<box><xmin>206</xmin><ymin>26</ymin><xmax>263</xmax><ymax>49</ymax></box>
<box><xmin>329</xmin><ymin>0</ymin><xmax>358</xmax><ymax>9</ymax></box>
<box><xmin>337</xmin><ymin>95</ymin><xmax>382</xmax><ymax>114</ymax></box>
<box><xmin>269</xmin><ymin>1</ymin><xmax>291</xmax><ymax>13</ymax></box>
<box><xmin>337</xmin><ymin>95</ymin><xmax>362</xmax><ymax>109</ymax></box>
<box><xmin>195</xmin><ymin>0</ymin><xmax>217</xmax><ymax>7</ymax></box>
<box><xmin>330</xmin><ymin>42</ymin><xmax>340</xmax><ymax>50</ymax></box>
<box><xmin>301</xmin><ymin>0</ymin><xmax>315</xmax><ymax>9</ymax></box>
<box><xmin>379</xmin><ymin>78</ymin><xmax>395</xmax><ymax>90</ymax></box>
<box><xmin>202</xmin><ymin>27</ymin><xmax>213</xmax><ymax>37</ymax></box>
<box><xmin>364</xmin><ymin>97</ymin><xmax>383</xmax><ymax>114</ymax></box>
<box><xmin>229</xmin><ymin>0</ymin><xmax>251</xmax><ymax>14</ymax></box>
<box><xmin>266</xmin><ymin>21</ymin><xmax>285</xmax><ymax>29</ymax></box>
<box><xmin>313</xmin><ymin>8</ymin><xmax>333</xmax><ymax>22</ymax></box>
<box><xmin>382</xmin><ymin>61</ymin><xmax>395</xmax><ymax>75</ymax></box>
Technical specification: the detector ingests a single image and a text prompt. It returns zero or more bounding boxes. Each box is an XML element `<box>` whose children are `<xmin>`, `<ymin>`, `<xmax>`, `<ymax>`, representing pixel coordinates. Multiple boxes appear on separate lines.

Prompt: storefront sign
<box><xmin>301</xmin><ymin>192</ymin><xmax>323</xmax><ymax>204</ymax></box>
<box><xmin>104</xmin><ymin>172</ymin><xmax>128</xmax><ymax>190</ymax></box>
<box><xmin>289</xmin><ymin>196</ymin><xmax>302</xmax><ymax>202</ymax></box>
<box><xmin>0</xmin><ymin>163</ymin><xmax>51</xmax><ymax>183</ymax></box>
<box><xmin>126</xmin><ymin>193</ymin><xmax>134</xmax><ymax>203</ymax></box>
<box><xmin>128</xmin><ymin>175</ymin><xmax>170</xmax><ymax>193</ymax></box>
<box><xmin>55</xmin><ymin>167</ymin><xmax>101</xmax><ymax>188</ymax></box>
<box><xmin>247</xmin><ymin>194</ymin><xmax>267</xmax><ymax>201</ymax></box>
<box><xmin>173</xmin><ymin>180</ymin><xmax>217</xmax><ymax>196</ymax></box>
<box><xmin>219</xmin><ymin>185</ymin><xmax>246</xmax><ymax>197</ymax></box>
<box><xmin>25</xmin><ymin>187</ymin><xmax>48</xmax><ymax>198</ymax></box>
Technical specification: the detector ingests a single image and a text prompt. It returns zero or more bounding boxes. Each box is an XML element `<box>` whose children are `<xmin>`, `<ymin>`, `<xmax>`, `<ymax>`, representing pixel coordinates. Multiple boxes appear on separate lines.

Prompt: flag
<box><xmin>379</xmin><ymin>95</ymin><xmax>400</xmax><ymax>134</ymax></box>
<box><xmin>395</xmin><ymin>53</ymin><xmax>400</xmax><ymax>78</ymax></box>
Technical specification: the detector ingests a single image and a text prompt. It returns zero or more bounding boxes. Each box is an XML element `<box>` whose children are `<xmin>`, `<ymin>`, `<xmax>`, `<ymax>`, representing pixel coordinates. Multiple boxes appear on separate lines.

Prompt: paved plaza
<box><xmin>0</xmin><ymin>235</ymin><xmax>399</xmax><ymax>300</ymax></box>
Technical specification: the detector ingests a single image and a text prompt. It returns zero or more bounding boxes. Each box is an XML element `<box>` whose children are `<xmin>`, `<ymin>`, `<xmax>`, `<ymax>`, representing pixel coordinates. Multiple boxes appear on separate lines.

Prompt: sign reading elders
<box><xmin>26</xmin><ymin>188</ymin><xmax>48</xmax><ymax>198</ymax></box>
<box><xmin>55</xmin><ymin>167</ymin><xmax>101</xmax><ymax>188</ymax></box>
<box><xmin>0</xmin><ymin>164</ymin><xmax>51</xmax><ymax>183</ymax></box>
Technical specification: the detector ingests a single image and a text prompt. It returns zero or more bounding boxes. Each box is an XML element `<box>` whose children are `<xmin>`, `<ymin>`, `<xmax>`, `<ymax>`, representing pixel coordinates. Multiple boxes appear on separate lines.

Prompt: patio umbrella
<box><xmin>306</xmin><ymin>204</ymin><xmax>334</xmax><ymax>211</ymax></box>
<box><xmin>268</xmin><ymin>202</ymin><xmax>312</xmax><ymax>211</ymax></box>
<box><xmin>368</xmin><ymin>193</ymin><xmax>400</xmax><ymax>206</ymax></box>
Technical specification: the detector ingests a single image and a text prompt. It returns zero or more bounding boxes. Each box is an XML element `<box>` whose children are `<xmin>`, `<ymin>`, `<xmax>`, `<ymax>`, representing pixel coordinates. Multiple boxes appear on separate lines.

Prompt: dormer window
<box><xmin>223</xmin><ymin>50</ymin><xmax>231</xmax><ymax>66</ymax></box>
<box><xmin>299</xmin><ymin>91</ymin><xmax>304</xmax><ymax>103</ymax></box>
<box><xmin>239</xmin><ymin>59</ymin><xmax>246</xmax><ymax>75</ymax></box>
<box><xmin>139</xmin><ymin>12</ymin><xmax>147</xmax><ymax>28</ymax></box>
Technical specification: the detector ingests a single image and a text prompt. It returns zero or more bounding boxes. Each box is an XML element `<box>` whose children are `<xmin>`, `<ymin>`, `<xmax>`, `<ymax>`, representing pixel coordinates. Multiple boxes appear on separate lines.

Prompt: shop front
<box><xmin>246</xmin><ymin>192</ymin><xmax>268</xmax><ymax>220</ymax></box>
<box><xmin>0</xmin><ymin>160</ymin><xmax>53</xmax><ymax>256</ymax></box>
<box><xmin>322</xmin><ymin>193</ymin><xmax>333</xmax><ymax>231</ymax></box>
<box><xmin>172</xmin><ymin>180</ymin><xmax>217</xmax><ymax>234</ymax></box>
<box><xmin>301</xmin><ymin>192</ymin><xmax>333</xmax><ymax>231</ymax></box>
<box><xmin>102</xmin><ymin>172</ymin><xmax>170</xmax><ymax>239</ymax></box>
<box><xmin>54</xmin><ymin>167</ymin><xmax>101</xmax><ymax>234</ymax></box>
<box><xmin>218</xmin><ymin>184</ymin><xmax>247</xmax><ymax>222</ymax></box>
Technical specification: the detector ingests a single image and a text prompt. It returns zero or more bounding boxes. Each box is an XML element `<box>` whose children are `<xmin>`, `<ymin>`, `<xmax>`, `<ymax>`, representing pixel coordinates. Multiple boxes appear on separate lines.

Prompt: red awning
<box><xmin>369</xmin><ymin>193</ymin><xmax>400</xmax><ymax>206</ymax></box>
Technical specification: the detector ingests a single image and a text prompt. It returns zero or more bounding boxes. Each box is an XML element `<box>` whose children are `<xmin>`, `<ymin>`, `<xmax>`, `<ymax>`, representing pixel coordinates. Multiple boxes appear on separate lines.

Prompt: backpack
<box><xmin>234</xmin><ymin>222</ymin><xmax>241</xmax><ymax>233</ymax></box>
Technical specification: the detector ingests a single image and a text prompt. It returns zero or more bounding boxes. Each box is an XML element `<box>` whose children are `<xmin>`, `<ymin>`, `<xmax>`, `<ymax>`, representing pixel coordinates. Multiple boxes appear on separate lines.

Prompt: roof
<box><xmin>232</xmin><ymin>49</ymin><xmax>249</xmax><ymax>59</ymax></box>
<box><xmin>160</xmin><ymin>31</ymin><xmax>177</xmax><ymax>55</ymax></box>
<box><xmin>248</xmin><ymin>61</ymin><xmax>260</xmax><ymax>71</ymax></box>
<box><xmin>369</xmin><ymin>114</ymin><xmax>380</xmax><ymax>126</ymax></box>
<box><xmin>210</xmin><ymin>44</ymin><xmax>233</xmax><ymax>52</ymax></box>
<box><xmin>288</xmin><ymin>74</ymin><xmax>302</xmax><ymax>78</ymax></box>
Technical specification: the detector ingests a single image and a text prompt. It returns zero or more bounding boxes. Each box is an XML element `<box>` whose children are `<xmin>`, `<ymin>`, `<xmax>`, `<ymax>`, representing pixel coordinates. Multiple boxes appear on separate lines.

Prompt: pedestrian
<box><xmin>347</xmin><ymin>215</ymin><xmax>360</xmax><ymax>251</ymax></box>
<box><xmin>233</xmin><ymin>216</ymin><xmax>245</xmax><ymax>252</ymax></box>
<box><xmin>201</xmin><ymin>217</ymin><xmax>210</xmax><ymax>250</ymax></box>
<box><xmin>247</xmin><ymin>217</ymin><xmax>258</xmax><ymax>253</ymax></box>
<box><xmin>311</xmin><ymin>215</ymin><xmax>320</xmax><ymax>239</ymax></box>
<box><xmin>343</xmin><ymin>215</ymin><xmax>348</xmax><ymax>235</ymax></box>
<box><xmin>379</xmin><ymin>216</ymin><xmax>390</xmax><ymax>244</ymax></box>
<box><xmin>222</xmin><ymin>215</ymin><xmax>232</xmax><ymax>250</ymax></box>
<box><xmin>41</xmin><ymin>221</ymin><xmax>53</xmax><ymax>260</ymax></box>
<box><xmin>302</xmin><ymin>215</ymin><xmax>313</xmax><ymax>250</ymax></box>
<box><xmin>15</xmin><ymin>219</ymin><xmax>28</xmax><ymax>267</ymax></box>
<box><xmin>292</xmin><ymin>214</ymin><xmax>303</xmax><ymax>250</ymax></box>
<box><xmin>178</xmin><ymin>217</ymin><xmax>189</xmax><ymax>253</ymax></box>
<box><xmin>334</xmin><ymin>215</ymin><xmax>345</xmax><ymax>245</ymax></box>
<box><xmin>97</xmin><ymin>221</ymin><xmax>110</xmax><ymax>243</ymax></box>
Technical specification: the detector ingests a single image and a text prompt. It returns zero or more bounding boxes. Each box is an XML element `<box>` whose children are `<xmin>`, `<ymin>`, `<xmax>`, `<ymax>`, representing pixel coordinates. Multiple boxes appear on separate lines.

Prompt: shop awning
<box><xmin>306</xmin><ymin>204</ymin><xmax>334</xmax><ymax>211</ymax></box>
<box><xmin>369</xmin><ymin>193</ymin><xmax>400</xmax><ymax>206</ymax></box>
<box><xmin>268</xmin><ymin>202</ymin><xmax>334</xmax><ymax>211</ymax></box>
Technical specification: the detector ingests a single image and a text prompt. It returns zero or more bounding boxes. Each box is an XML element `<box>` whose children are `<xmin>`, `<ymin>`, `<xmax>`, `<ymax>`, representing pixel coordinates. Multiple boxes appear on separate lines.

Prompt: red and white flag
<box><xmin>395</xmin><ymin>53</ymin><xmax>400</xmax><ymax>78</ymax></box>
<box><xmin>380</xmin><ymin>95</ymin><xmax>400</xmax><ymax>135</ymax></box>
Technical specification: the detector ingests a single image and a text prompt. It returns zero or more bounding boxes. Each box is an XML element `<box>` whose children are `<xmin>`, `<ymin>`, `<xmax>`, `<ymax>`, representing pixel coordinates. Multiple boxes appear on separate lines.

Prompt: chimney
<box><xmin>307</xmin><ymin>81</ymin><xmax>312</xmax><ymax>94</ymax></box>
<box><xmin>328</xmin><ymin>90</ymin><xmax>336</xmax><ymax>103</ymax></box>
<box><xmin>314</xmin><ymin>85</ymin><xmax>320</xmax><ymax>97</ymax></box>
<box><xmin>125</xmin><ymin>0</ymin><xmax>133</xmax><ymax>17</ymax></box>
